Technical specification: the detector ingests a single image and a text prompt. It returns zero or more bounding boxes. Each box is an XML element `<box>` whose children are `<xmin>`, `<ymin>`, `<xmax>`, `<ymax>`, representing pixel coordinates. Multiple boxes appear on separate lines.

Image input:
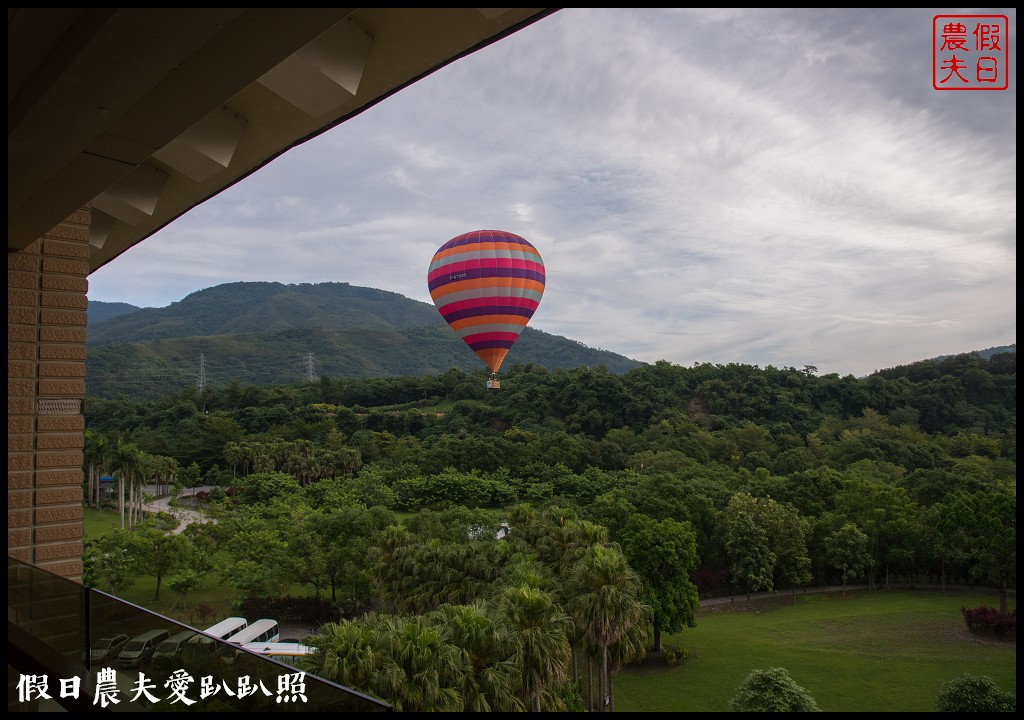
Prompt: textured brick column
<box><xmin>8</xmin><ymin>208</ymin><xmax>90</xmax><ymax>579</ymax></box>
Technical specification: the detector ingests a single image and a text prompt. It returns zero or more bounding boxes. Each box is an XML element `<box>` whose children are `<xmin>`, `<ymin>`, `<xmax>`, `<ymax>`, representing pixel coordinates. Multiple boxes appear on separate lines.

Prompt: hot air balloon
<box><xmin>428</xmin><ymin>230</ymin><xmax>546</xmax><ymax>388</ymax></box>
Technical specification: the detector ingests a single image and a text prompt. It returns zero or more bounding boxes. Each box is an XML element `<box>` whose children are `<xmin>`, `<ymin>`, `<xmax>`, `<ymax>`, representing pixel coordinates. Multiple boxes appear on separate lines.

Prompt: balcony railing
<box><xmin>7</xmin><ymin>557</ymin><xmax>391</xmax><ymax>712</ymax></box>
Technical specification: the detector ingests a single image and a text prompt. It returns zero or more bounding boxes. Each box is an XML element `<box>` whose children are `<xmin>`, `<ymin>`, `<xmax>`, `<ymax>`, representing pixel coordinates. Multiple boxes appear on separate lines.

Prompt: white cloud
<box><xmin>89</xmin><ymin>8</ymin><xmax>1016</xmax><ymax>377</ymax></box>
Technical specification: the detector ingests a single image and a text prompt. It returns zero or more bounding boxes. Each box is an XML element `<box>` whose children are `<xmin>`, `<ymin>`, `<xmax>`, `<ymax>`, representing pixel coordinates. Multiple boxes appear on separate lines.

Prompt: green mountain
<box><xmin>87</xmin><ymin>300</ymin><xmax>142</xmax><ymax>326</ymax></box>
<box><xmin>85</xmin><ymin>281</ymin><xmax>644</xmax><ymax>398</ymax></box>
<box><xmin>931</xmin><ymin>344</ymin><xmax>1015</xmax><ymax>362</ymax></box>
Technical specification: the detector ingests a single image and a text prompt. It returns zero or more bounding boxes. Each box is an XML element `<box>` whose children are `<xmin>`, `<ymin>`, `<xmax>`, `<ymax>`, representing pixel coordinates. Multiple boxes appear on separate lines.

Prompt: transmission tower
<box><xmin>197</xmin><ymin>353</ymin><xmax>206</xmax><ymax>392</ymax></box>
<box><xmin>304</xmin><ymin>353</ymin><xmax>316</xmax><ymax>381</ymax></box>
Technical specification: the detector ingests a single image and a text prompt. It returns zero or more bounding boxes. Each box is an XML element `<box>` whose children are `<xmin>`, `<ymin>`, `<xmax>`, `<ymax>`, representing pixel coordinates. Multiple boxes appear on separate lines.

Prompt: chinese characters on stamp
<box><xmin>934</xmin><ymin>15</ymin><xmax>1009</xmax><ymax>90</ymax></box>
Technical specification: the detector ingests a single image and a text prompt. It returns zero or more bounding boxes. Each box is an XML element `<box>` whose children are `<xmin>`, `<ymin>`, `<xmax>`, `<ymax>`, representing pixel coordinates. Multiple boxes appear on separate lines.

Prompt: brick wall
<box><xmin>8</xmin><ymin>208</ymin><xmax>90</xmax><ymax>579</ymax></box>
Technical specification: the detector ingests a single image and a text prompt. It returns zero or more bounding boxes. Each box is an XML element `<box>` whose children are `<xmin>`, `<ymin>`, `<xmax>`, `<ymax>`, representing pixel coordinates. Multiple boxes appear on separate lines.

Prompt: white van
<box><xmin>118</xmin><ymin>628</ymin><xmax>171</xmax><ymax>669</ymax></box>
<box><xmin>227</xmin><ymin>619</ymin><xmax>280</xmax><ymax>647</ymax></box>
<box><xmin>190</xmin><ymin>617</ymin><xmax>248</xmax><ymax>647</ymax></box>
<box><xmin>153</xmin><ymin>630</ymin><xmax>198</xmax><ymax>660</ymax></box>
<box><xmin>220</xmin><ymin>619</ymin><xmax>280</xmax><ymax>663</ymax></box>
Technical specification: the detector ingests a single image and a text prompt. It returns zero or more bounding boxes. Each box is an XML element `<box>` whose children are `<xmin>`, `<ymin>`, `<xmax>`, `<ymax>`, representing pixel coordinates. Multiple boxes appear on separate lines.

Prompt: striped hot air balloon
<box><xmin>428</xmin><ymin>230</ymin><xmax>545</xmax><ymax>385</ymax></box>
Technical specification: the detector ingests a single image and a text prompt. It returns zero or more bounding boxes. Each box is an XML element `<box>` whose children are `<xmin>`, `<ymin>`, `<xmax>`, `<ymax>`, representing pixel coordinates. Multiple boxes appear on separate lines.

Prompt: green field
<box><xmin>83</xmin><ymin>506</ymin><xmax>125</xmax><ymax>540</ymax></box>
<box><xmin>615</xmin><ymin>589</ymin><xmax>1016</xmax><ymax>712</ymax></box>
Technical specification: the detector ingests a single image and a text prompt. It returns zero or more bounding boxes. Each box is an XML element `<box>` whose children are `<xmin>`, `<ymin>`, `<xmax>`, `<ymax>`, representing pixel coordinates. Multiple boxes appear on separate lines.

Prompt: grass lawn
<box><xmin>615</xmin><ymin>589</ymin><xmax>1016</xmax><ymax>712</ymax></box>
<box><xmin>83</xmin><ymin>506</ymin><xmax>125</xmax><ymax>540</ymax></box>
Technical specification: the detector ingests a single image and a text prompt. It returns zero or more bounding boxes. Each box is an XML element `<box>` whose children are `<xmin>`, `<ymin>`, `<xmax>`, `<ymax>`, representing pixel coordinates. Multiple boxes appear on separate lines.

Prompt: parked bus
<box><xmin>242</xmin><ymin>642</ymin><xmax>314</xmax><ymax>667</ymax></box>
<box><xmin>226</xmin><ymin>619</ymin><xmax>279</xmax><ymax>647</ymax></box>
<box><xmin>190</xmin><ymin>617</ymin><xmax>248</xmax><ymax>647</ymax></box>
<box><xmin>219</xmin><ymin>619</ymin><xmax>281</xmax><ymax>664</ymax></box>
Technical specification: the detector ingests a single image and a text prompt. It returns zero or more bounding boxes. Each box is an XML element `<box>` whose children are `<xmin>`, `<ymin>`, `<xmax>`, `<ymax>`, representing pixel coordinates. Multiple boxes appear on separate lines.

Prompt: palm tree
<box><xmin>430</xmin><ymin>602</ymin><xmax>524</xmax><ymax>712</ymax></box>
<box><xmin>499</xmin><ymin>584</ymin><xmax>573</xmax><ymax>712</ymax></box>
<box><xmin>223</xmin><ymin>441</ymin><xmax>242</xmax><ymax>478</ymax></box>
<box><xmin>303</xmin><ymin>619</ymin><xmax>387</xmax><ymax>698</ymax></box>
<box><xmin>156</xmin><ymin>454</ymin><xmax>178</xmax><ymax>497</ymax></box>
<box><xmin>374</xmin><ymin>614</ymin><xmax>464</xmax><ymax>712</ymax></box>
<box><xmin>83</xmin><ymin>430</ymin><xmax>108</xmax><ymax>508</ymax></box>
<box><xmin>134</xmin><ymin>451</ymin><xmax>156</xmax><ymax>526</ymax></box>
<box><xmin>604</xmin><ymin>610</ymin><xmax>650</xmax><ymax>711</ymax></box>
<box><xmin>568</xmin><ymin>545</ymin><xmax>647</xmax><ymax>712</ymax></box>
<box><xmin>110</xmin><ymin>440</ymin><xmax>142</xmax><ymax>529</ymax></box>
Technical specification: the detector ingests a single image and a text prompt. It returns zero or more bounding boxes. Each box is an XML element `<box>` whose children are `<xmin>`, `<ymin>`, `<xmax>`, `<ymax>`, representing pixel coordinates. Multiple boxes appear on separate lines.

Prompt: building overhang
<box><xmin>8</xmin><ymin>7</ymin><xmax>557</xmax><ymax>271</ymax></box>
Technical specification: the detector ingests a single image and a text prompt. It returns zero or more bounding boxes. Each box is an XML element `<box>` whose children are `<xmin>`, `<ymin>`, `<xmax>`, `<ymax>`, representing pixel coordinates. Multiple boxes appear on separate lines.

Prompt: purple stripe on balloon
<box><xmin>428</xmin><ymin>266</ymin><xmax>546</xmax><ymax>292</ymax></box>
<box><xmin>443</xmin><ymin>306</ymin><xmax>535</xmax><ymax>323</ymax></box>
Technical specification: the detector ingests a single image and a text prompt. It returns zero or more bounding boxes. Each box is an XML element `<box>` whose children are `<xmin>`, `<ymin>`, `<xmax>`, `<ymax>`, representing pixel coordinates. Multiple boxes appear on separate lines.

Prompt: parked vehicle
<box><xmin>118</xmin><ymin>628</ymin><xmax>171</xmax><ymax>669</ymax></box>
<box><xmin>218</xmin><ymin>619</ymin><xmax>280</xmax><ymax>664</ymax></box>
<box><xmin>226</xmin><ymin>619</ymin><xmax>280</xmax><ymax>648</ymax></box>
<box><xmin>90</xmin><ymin>634</ymin><xmax>129</xmax><ymax>665</ymax></box>
<box><xmin>192</xmin><ymin>617</ymin><xmax>248</xmax><ymax>646</ymax></box>
<box><xmin>241</xmin><ymin>642</ymin><xmax>313</xmax><ymax>668</ymax></box>
<box><xmin>153</xmin><ymin>630</ymin><xmax>198</xmax><ymax>661</ymax></box>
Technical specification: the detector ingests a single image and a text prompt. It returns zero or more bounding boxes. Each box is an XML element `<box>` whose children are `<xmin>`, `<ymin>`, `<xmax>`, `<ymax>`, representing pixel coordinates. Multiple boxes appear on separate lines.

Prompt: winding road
<box><xmin>141</xmin><ymin>485</ymin><xmax>216</xmax><ymax>534</ymax></box>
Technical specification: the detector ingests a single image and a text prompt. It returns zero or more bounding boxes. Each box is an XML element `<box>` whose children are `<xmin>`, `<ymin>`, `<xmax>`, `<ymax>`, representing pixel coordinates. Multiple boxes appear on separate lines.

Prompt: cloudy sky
<box><xmin>88</xmin><ymin>8</ymin><xmax>1016</xmax><ymax>378</ymax></box>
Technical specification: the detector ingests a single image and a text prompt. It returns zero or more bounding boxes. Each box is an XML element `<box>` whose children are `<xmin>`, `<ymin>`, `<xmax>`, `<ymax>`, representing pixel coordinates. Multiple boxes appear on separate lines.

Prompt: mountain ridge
<box><xmin>85</xmin><ymin>282</ymin><xmax>644</xmax><ymax>398</ymax></box>
<box><xmin>85</xmin><ymin>282</ymin><xmax>1014</xmax><ymax>400</ymax></box>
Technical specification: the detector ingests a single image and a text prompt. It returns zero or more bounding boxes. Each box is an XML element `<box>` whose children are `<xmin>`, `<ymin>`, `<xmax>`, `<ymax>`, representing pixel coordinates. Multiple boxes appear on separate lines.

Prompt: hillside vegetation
<box><xmin>86</xmin><ymin>282</ymin><xmax>641</xmax><ymax>398</ymax></box>
<box><xmin>83</xmin><ymin>349</ymin><xmax>1016</xmax><ymax>711</ymax></box>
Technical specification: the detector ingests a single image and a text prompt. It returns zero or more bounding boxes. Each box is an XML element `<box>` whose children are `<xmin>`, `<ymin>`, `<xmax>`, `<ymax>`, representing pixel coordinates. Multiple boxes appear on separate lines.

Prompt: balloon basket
<box><xmin>486</xmin><ymin>374</ymin><xmax>501</xmax><ymax>390</ymax></box>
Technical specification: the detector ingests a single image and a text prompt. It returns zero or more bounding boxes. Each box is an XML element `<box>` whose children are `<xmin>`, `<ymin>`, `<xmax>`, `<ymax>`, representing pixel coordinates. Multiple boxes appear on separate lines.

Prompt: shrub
<box><xmin>935</xmin><ymin>674</ymin><xmax>1016</xmax><ymax>712</ymax></box>
<box><xmin>730</xmin><ymin>667</ymin><xmax>820</xmax><ymax>712</ymax></box>
<box><xmin>961</xmin><ymin>605</ymin><xmax>1016</xmax><ymax>641</ymax></box>
<box><xmin>194</xmin><ymin>603</ymin><xmax>215</xmax><ymax>625</ymax></box>
<box><xmin>661</xmin><ymin>645</ymin><xmax>689</xmax><ymax>666</ymax></box>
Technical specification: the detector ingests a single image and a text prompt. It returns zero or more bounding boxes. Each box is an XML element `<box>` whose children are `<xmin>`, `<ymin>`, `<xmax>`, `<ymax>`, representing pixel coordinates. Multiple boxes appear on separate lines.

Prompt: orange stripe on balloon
<box><xmin>429</xmin><ymin>277</ymin><xmax>545</xmax><ymax>301</ymax></box>
<box><xmin>449</xmin><ymin>315</ymin><xmax>529</xmax><ymax>332</ymax></box>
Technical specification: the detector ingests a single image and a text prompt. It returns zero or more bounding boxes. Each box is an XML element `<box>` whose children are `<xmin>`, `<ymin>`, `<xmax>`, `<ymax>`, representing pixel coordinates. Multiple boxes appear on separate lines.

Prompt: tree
<box><xmin>725</xmin><ymin>512</ymin><xmax>776</xmax><ymax>604</ymax></box>
<box><xmin>179</xmin><ymin>461</ymin><xmax>202</xmax><ymax>497</ymax></box>
<box><xmin>825</xmin><ymin>523</ymin><xmax>870</xmax><ymax>597</ymax></box>
<box><xmin>500</xmin><ymin>584</ymin><xmax>573</xmax><ymax>712</ymax></box>
<box><xmin>222</xmin><ymin>559</ymin><xmax>279</xmax><ymax>598</ymax></box>
<box><xmin>110</xmin><ymin>440</ymin><xmax>143</xmax><ymax>529</ymax></box>
<box><xmin>222</xmin><ymin>511</ymin><xmax>287</xmax><ymax>599</ymax></box>
<box><xmin>83</xmin><ymin>531</ymin><xmax>139</xmax><ymax>595</ymax></box>
<box><xmin>934</xmin><ymin>674</ymin><xmax>1016</xmax><ymax>712</ymax></box>
<box><xmin>567</xmin><ymin>545</ymin><xmax>647</xmax><ymax>712</ymax></box>
<box><xmin>131</xmin><ymin>524</ymin><xmax>187</xmax><ymax>600</ymax></box>
<box><xmin>373</xmin><ymin>614</ymin><xmax>465</xmax><ymax>712</ymax></box>
<box><xmin>721</xmin><ymin>493</ymin><xmax>812</xmax><ymax>601</ymax></box>
<box><xmin>966</xmin><ymin>492</ymin><xmax>1016</xmax><ymax>615</ymax></box>
<box><xmin>314</xmin><ymin>504</ymin><xmax>392</xmax><ymax>609</ymax></box>
<box><xmin>430</xmin><ymin>602</ymin><xmax>523</xmax><ymax>712</ymax></box>
<box><xmin>618</xmin><ymin>514</ymin><xmax>699</xmax><ymax>652</ymax></box>
<box><xmin>233</xmin><ymin>471</ymin><xmax>301</xmax><ymax>505</ymax></box>
<box><xmin>286</xmin><ymin>505</ymin><xmax>330</xmax><ymax>598</ymax></box>
<box><xmin>833</xmin><ymin>475</ymin><xmax>915</xmax><ymax>590</ymax></box>
<box><xmin>930</xmin><ymin>498</ymin><xmax>973</xmax><ymax>592</ymax></box>
<box><xmin>83</xmin><ymin>430</ymin><xmax>110</xmax><ymax>508</ymax></box>
<box><xmin>303</xmin><ymin>618</ymin><xmax>388</xmax><ymax>700</ymax></box>
<box><xmin>730</xmin><ymin>667</ymin><xmax>821</xmax><ymax>712</ymax></box>
<box><xmin>169</xmin><ymin>571</ymin><xmax>203</xmax><ymax>611</ymax></box>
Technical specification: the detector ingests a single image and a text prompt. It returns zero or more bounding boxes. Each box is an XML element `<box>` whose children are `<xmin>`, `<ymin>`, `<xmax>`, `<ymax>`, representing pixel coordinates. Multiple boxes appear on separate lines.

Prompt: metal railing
<box><xmin>7</xmin><ymin>557</ymin><xmax>391</xmax><ymax>712</ymax></box>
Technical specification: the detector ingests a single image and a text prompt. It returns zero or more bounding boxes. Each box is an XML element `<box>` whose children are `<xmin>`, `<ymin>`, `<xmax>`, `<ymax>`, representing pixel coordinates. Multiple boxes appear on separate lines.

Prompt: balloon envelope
<box><xmin>428</xmin><ymin>229</ymin><xmax>545</xmax><ymax>374</ymax></box>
